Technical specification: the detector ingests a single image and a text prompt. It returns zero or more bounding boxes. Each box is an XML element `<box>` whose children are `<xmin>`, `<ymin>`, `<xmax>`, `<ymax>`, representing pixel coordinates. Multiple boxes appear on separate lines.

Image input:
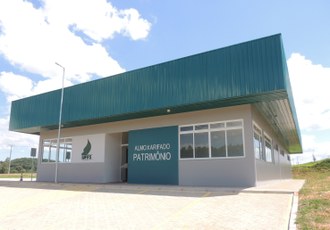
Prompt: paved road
<box><xmin>0</xmin><ymin>180</ymin><xmax>304</xmax><ymax>230</ymax></box>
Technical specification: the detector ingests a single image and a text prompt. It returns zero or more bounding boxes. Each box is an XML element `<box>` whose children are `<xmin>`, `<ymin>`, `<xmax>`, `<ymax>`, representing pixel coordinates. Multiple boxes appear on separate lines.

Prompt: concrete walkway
<box><xmin>0</xmin><ymin>179</ymin><xmax>304</xmax><ymax>230</ymax></box>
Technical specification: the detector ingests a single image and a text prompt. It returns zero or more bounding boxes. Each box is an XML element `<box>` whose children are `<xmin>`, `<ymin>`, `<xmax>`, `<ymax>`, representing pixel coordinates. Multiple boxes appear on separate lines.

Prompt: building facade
<box><xmin>9</xmin><ymin>34</ymin><xmax>302</xmax><ymax>187</ymax></box>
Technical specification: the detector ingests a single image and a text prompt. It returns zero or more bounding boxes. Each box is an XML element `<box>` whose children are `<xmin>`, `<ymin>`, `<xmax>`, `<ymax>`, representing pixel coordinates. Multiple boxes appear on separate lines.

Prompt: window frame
<box><xmin>253</xmin><ymin>122</ymin><xmax>277</xmax><ymax>164</ymax></box>
<box><xmin>253</xmin><ymin>123</ymin><xmax>263</xmax><ymax>160</ymax></box>
<box><xmin>41</xmin><ymin>138</ymin><xmax>72</xmax><ymax>164</ymax></box>
<box><xmin>179</xmin><ymin>119</ymin><xmax>245</xmax><ymax>160</ymax></box>
<box><xmin>263</xmin><ymin>132</ymin><xmax>273</xmax><ymax>163</ymax></box>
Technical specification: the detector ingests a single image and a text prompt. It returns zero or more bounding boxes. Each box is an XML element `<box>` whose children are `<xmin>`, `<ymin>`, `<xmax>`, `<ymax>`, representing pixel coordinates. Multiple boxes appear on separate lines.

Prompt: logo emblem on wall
<box><xmin>81</xmin><ymin>139</ymin><xmax>92</xmax><ymax>160</ymax></box>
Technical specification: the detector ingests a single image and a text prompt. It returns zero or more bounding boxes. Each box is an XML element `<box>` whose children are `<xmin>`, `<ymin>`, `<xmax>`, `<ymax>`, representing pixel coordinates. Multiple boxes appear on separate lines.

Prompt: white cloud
<box><xmin>288</xmin><ymin>53</ymin><xmax>330</xmax><ymax>131</ymax></box>
<box><xmin>0</xmin><ymin>0</ymin><xmax>151</xmax><ymax>83</ymax></box>
<box><xmin>0</xmin><ymin>0</ymin><xmax>152</xmax><ymax>160</ymax></box>
<box><xmin>0</xmin><ymin>115</ymin><xmax>39</xmax><ymax>161</ymax></box>
<box><xmin>0</xmin><ymin>71</ymin><xmax>73</xmax><ymax>103</ymax></box>
<box><xmin>0</xmin><ymin>72</ymin><xmax>34</xmax><ymax>102</ymax></box>
<box><xmin>299</xmin><ymin>134</ymin><xmax>316</xmax><ymax>153</ymax></box>
<box><xmin>0</xmin><ymin>72</ymin><xmax>68</xmax><ymax>160</ymax></box>
<box><xmin>43</xmin><ymin>0</ymin><xmax>151</xmax><ymax>42</ymax></box>
<box><xmin>121</xmin><ymin>8</ymin><xmax>152</xmax><ymax>40</ymax></box>
<box><xmin>288</xmin><ymin>53</ymin><xmax>330</xmax><ymax>162</ymax></box>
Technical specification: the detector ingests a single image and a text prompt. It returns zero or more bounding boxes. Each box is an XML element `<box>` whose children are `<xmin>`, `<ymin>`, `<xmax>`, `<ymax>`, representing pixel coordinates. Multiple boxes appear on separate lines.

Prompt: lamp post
<box><xmin>55</xmin><ymin>62</ymin><xmax>65</xmax><ymax>183</ymax></box>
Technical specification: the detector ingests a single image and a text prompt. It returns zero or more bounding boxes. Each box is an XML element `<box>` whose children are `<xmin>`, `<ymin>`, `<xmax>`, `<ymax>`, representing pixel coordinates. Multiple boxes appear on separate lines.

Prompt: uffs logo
<box><xmin>81</xmin><ymin>139</ymin><xmax>92</xmax><ymax>160</ymax></box>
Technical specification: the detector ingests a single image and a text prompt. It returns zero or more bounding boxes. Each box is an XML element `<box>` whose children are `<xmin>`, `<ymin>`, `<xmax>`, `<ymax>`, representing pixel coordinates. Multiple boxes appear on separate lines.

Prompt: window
<box><xmin>264</xmin><ymin>135</ymin><xmax>273</xmax><ymax>163</ymax></box>
<box><xmin>253</xmin><ymin>125</ymin><xmax>262</xmax><ymax>159</ymax></box>
<box><xmin>195</xmin><ymin>132</ymin><xmax>209</xmax><ymax>158</ymax></box>
<box><xmin>180</xmin><ymin>133</ymin><xmax>193</xmax><ymax>158</ymax></box>
<box><xmin>211</xmin><ymin>130</ymin><xmax>226</xmax><ymax>157</ymax></box>
<box><xmin>227</xmin><ymin>129</ymin><xmax>244</xmax><ymax>157</ymax></box>
<box><xmin>254</xmin><ymin>123</ymin><xmax>275</xmax><ymax>163</ymax></box>
<box><xmin>179</xmin><ymin>120</ymin><xmax>244</xmax><ymax>159</ymax></box>
<box><xmin>42</xmin><ymin>138</ymin><xmax>72</xmax><ymax>163</ymax></box>
<box><xmin>287</xmin><ymin>154</ymin><xmax>290</xmax><ymax>161</ymax></box>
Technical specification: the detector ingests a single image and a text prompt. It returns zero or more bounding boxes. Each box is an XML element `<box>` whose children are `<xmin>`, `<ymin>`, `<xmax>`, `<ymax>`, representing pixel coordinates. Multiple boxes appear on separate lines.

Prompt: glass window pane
<box><xmin>180</xmin><ymin>126</ymin><xmax>193</xmax><ymax>132</ymax></box>
<box><xmin>42</xmin><ymin>141</ymin><xmax>50</xmax><ymax>162</ymax></box>
<box><xmin>210</xmin><ymin>123</ymin><xmax>225</xmax><ymax>129</ymax></box>
<box><xmin>180</xmin><ymin>134</ymin><xmax>193</xmax><ymax>158</ymax></box>
<box><xmin>195</xmin><ymin>124</ymin><xmax>208</xmax><ymax>130</ymax></box>
<box><xmin>211</xmin><ymin>131</ymin><xmax>226</xmax><ymax>157</ymax></box>
<box><xmin>65</xmin><ymin>143</ymin><xmax>72</xmax><ymax>162</ymax></box>
<box><xmin>58</xmin><ymin>143</ymin><xmax>65</xmax><ymax>163</ymax></box>
<box><xmin>227</xmin><ymin>129</ymin><xmax>244</xmax><ymax>157</ymax></box>
<box><xmin>49</xmin><ymin>140</ymin><xmax>57</xmax><ymax>162</ymax></box>
<box><xmin>265</xmin><ymin>141</ymin><xmax>272</xmax><ymax>162</ymax></box>
<box><xmin>65</xmin><ymin>151</ymin><xmax>71</xmax><ymax>162</ymax></box>
<box><xmin>42</xmin><ymin>138</ymin><xmax>72</xmax><ymax>163</ymax></box>
<box><xmin>259</xmin><ymin>136</ymin><xmax>265</xmax><ymax>160</ymax></box>
<box><xmin>195</xmin><ymin>132</ymin><xmax>209</xmax><ymax>158</ymax></box>
<box><xmin>253</xmin><ymin>132</ymin><xmax>261</xmax><ymax>159</ymax></box>
<box><xmin>227</xmin><ymin>121</ymin><xmax>242</xmax><ymax>128</ymax></box>
<box><xmin>265</xmin><ymin>136</ymin><xmax>271</xmax><ymax>144</ymax></box>
<box><xmin>253</xmin><ymin>125</ymin><xmax>261</xmax><ymax>134</ymax></box>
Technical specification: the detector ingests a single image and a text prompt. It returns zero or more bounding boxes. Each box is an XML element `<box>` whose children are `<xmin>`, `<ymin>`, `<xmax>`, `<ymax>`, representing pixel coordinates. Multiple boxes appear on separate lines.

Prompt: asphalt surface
<box><xmin>0</xmin><ymin>179</ymin><xmax>304</xmax><ymax>230</ymax></box>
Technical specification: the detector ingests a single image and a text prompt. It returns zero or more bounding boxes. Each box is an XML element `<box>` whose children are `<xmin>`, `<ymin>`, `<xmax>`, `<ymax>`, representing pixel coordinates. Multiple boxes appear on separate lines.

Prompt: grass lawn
<box><xmin>0</xmin><ymin>173</ymin><xmax>36</xmax><ymax>179</ymax></box>
<box><xmin>292</xmin><ymin>159</ymin><xmax>330</xmax><ymax>230</ymax></box>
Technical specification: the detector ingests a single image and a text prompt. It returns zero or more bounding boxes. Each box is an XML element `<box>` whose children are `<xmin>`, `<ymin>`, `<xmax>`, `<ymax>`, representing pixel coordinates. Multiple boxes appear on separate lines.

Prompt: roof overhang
<box><xmin>9</xmin><ymin>34</ymin><xmax>303</xmax><ymax>153</ymax></box>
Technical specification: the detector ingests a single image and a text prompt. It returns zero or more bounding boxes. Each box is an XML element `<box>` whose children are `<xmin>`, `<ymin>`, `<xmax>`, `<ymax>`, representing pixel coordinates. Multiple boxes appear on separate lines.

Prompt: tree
<box><xmin>0</xmin><ymin>158</ymin><xmax>10</xmax><ymax>174</ymax></box>
<box><xmin>0</xmin><ymin>157</ymin><xmax>37</xmax><ymax>174</ymax></box>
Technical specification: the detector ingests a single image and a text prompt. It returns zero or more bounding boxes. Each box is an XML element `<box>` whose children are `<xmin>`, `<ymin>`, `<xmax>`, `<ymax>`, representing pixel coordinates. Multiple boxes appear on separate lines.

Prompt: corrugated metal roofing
<box><xmin>9</xmin><ymin>34</ymin><xmax>302</xmax><ymax>153</ymax></box>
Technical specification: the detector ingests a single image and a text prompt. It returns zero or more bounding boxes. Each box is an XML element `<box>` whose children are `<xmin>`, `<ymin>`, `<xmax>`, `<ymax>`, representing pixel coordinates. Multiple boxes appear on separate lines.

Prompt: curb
<box><xmin>288</xmin><ymin>191</ymin><xmax>299</xmax><ymax>230</ymax></box>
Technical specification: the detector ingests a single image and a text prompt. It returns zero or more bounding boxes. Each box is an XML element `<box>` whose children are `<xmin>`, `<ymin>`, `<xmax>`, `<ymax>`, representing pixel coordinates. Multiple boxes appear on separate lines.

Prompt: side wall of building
<box><xmin>251</xmin><ymin>105</ymin><xmax>292</xmax><ymax>184</ymax></box>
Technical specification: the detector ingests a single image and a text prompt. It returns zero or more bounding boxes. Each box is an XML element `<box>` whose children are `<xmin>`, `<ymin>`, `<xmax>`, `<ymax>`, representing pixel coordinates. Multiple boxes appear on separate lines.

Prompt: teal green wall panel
<box><xmin>128</xmin><ymin>126</ymin><xmax>178</xmax><ymax>185</ymax></box>
<box><xmin>10</xmin><ymin>34</ymin><xmax>285</xmax><ymax>128</ymax></box>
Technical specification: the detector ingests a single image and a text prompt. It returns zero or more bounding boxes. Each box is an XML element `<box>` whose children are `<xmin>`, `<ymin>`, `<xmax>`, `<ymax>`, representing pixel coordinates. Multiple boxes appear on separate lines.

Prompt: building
<box><xmin>9</xmin><ymin>34</ymin><xmax>302</xmax><ymax>187</ymax></box>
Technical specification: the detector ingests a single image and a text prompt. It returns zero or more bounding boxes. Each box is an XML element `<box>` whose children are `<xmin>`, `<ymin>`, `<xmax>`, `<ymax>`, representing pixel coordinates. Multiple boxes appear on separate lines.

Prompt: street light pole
<box><xmin>55</xmin><ymin>62</ymin><xmax>65</xmax><ymax>183</ymax></box>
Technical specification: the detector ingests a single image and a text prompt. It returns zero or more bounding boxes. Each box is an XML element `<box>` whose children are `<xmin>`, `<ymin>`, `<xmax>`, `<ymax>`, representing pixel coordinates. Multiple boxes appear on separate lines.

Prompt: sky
<box><xmin>0</xmin><ymin>0</ymin><xmax>330</xmax><ymax>164</ymax></box>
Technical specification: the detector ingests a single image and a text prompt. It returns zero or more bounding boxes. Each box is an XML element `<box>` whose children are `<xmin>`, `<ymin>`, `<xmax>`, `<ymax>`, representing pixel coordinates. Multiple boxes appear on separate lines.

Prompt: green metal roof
<box><xmin>9</xmin><ymin>34</ymin><xmax>302</xmax><ymax>153</ymax></box>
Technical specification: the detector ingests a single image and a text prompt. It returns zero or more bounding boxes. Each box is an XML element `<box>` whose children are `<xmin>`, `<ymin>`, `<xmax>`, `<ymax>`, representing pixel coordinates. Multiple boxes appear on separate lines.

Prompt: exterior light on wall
<box><xmin>55</xmin><ymin>62</ymin><xmax>65</xmax><ymax>183</ymax></box>
<box><xmin>167</xmin><ymin>109</ymin><xmax>171</xmax><ymax>113</ymax></box>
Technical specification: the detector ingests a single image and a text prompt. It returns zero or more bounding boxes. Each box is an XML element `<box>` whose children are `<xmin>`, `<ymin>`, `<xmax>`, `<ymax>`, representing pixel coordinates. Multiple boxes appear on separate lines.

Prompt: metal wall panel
<box><xmin>9</xmin><ymin>34</ymin><xmax>302</xmax><ymax>153</ymax></box>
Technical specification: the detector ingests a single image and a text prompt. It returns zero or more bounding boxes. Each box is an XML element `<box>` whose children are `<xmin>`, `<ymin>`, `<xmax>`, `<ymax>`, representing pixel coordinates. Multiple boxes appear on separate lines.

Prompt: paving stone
<box><xmin>0</xmin><ymin>180</ymin><xmax>304</xmax><ymax>230</ymax></box>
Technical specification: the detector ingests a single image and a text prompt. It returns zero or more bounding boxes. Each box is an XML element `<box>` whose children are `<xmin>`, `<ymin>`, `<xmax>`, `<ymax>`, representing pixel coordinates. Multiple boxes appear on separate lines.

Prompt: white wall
<box><xmin>37</xmin><ymin>104</ymin><xmax>260</xmax><ymax>185</ymax></box>
<box><xmin>72</xmin><ymin>134</ymin><xmax>105</xmax><ymax>163</ymax></box>
<box><xmin>104</xmin><ymin>133</ymin><xmax>121</xmax><ymax>182</ymax></box>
